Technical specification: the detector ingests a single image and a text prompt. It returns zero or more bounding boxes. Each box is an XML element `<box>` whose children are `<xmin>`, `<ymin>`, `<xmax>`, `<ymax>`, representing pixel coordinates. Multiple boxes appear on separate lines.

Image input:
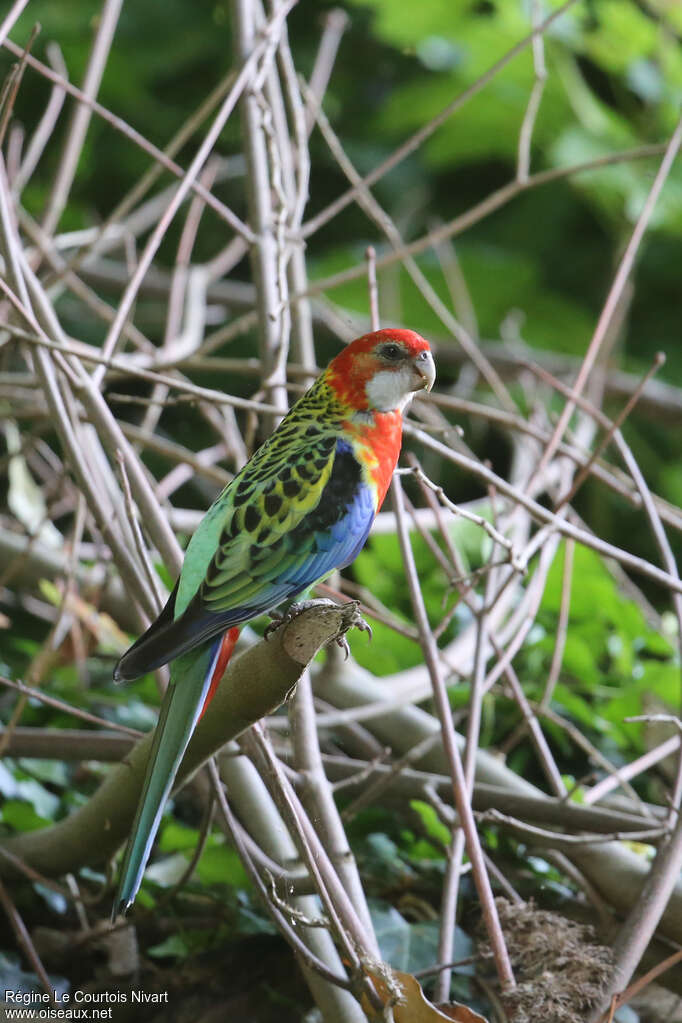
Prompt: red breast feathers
<box><xmin>324</xmin><ymin>329</ymin><xmax>435</xmax><ymax>510</ymax></box>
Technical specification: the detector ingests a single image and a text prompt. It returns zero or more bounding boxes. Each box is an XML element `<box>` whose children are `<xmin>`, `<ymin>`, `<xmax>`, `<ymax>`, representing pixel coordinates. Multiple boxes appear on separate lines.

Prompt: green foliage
<box><xmin>409</xmin><ymin>800</ymin><xmax>451</xmax><ymax>848</ymax></box>
<box><xmin>0</xmin><ymin>760</ymin><xmax>62</xmax><ymax>831</ymax></box>
<box><xmin>1</xmin><ymin>799</ymin><xmax>52</xmax><ymax>832</ymax></box>
<box><xmin>147</xmin><ymin>934</ymin><xmax>193</xmax><ymax>959</ymax></box>
<box><xmin>370</xmin><ymin>899</ymin><xmax>472</xmax><ymax>975</ymax></box>
<box><xmin>517</xmin><ymin>543</ymin><xmax>677</xmax><ymax>775</ymax></box>
<box><xmin>160</xmin><ymin>820</ymin><xmax>249</xmax><ymax>888</ymax></box>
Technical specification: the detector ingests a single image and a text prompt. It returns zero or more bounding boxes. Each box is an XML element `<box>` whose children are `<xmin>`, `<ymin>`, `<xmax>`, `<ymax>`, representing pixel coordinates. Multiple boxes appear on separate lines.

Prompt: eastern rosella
<box><xmin>112</xmin><ymin>328</ymin><xmax>435</xmax><ymax>916</ymax></box>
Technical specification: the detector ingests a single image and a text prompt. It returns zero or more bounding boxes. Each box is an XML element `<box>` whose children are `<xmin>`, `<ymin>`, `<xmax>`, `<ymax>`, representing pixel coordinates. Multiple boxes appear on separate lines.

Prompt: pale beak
<box><xmin>412</xmin><ymin>349</ymin><xmax>436</xmax><ymax>392</ymax></box>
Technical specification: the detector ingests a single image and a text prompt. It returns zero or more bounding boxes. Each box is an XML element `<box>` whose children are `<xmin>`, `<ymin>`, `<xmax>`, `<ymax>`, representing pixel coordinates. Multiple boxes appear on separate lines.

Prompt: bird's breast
<box><xmin>346</xmin><ymin>410</ymin><xmax>402</xmax><ymax>511</ymax></box>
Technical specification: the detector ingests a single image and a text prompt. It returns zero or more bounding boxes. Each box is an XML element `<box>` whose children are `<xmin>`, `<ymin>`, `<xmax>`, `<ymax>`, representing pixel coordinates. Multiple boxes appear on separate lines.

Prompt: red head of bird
<box><xmin>325</xmin><ymin>328</ymin><xmax>435</xmax><ymax>413</ymax></box>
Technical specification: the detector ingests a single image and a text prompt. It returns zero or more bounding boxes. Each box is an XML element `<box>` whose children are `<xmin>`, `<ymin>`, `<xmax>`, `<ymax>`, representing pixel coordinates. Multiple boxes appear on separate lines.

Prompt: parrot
<box><xmin>111</xmin><ymin>328</ymin><xmax>435</xmax><ymax>917</ymax></box>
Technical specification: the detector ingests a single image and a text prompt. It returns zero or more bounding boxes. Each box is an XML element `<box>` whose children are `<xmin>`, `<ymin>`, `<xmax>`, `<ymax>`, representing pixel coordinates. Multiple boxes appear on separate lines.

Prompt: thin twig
<box><xmin>556</xmin><ymin>352</ymin><xmax>666</xmax><ymax>510</ymax></box>
<box><xmin>2</xmin><ymin>36</ymin><xmax>252</xmax><ymax>238</ymax></box>
<box><xmin>12</xmin><ymin>42</ymin><xmax>68</xmax><ymax>196</ymax></box>
<box><xmin>300</xmin><ymin>0</ymin><xmax>579</xmax><ymax>238</ymax></box>
<box><xmin>391</xmin><ymin>476</ymin><xmax>516</xmax><ymax>989</ymax></box>
<box><xmin>41</xmin><ymin>0</ymin><xmax>124</xmax><ymax>237</ymax></box>
<box><xmin>114</xmin><ymin>450</ymin><xmax>164</xmax><ymax>613</ymax></box>
<box><xmin>93</xmin><ymin>1</ymin><xmax>294</xmax><ymax>384</ymax></box>
<box><xmin>206</xmin><ymin>760</ymin><xmax>354</xmax><ymax>991</ymax></box>
<box><xmin>293</xmin><ymin>144</ymin><xmax>667</xmax><ymax>303</ymax></box>
<box><xmin>0</xmin><ymin>0</ymin><xmax>30</xmax><ymax>48</ymax></box>
<box><xmin>366</xmin><ymin>245</ymin><xmax>379</xmax><ymax>331</ymax></box>
<box><xmin>478</xmin><ymin>809</ymin><xmax>666</xmax><ymax>848</ymax></box>
<box><xmin>599</xmin><ymin>948</ymin><xmax>682</xmax><ymax>1021</ymax></box>
<box><xmin>541</xmin><ymin>538</ymin><xmax>574</xmax><ymax>710</ymax></box>
<box><xmin>0</xmin><ymin>23</ymin><xmax>40</xmax><ymax>150</ymax></box>
<box><xmin>0</xmin><ymin>675</ymin><xmax>142</xmax><ymax>736</ymax></box>
<box><xmin>584</xmin><ymin>736</ymin><xmax>680</xmax><ymax>806</ymax></box>
<box><xmin>529</xmin><ymin>116</ymin><xmax>682</xmax><ymax>485</ymax></box>
<box><xmin>589</xmin><ymin>809</ymin><xmax>682</xmax><ymax>1021</ymax></box>
<box><xmin>304</xmin><ymin>8</ymin><xmax>349</xmax><ymax>134</ymax></box>
<box><xmin>516</xmin><ymin>0</ymin><xmax>547</xmax><ymax>183</ymax></box>
<box><xmin>406</xmin><ymin>424</ymin><xmax>682</xmax><ymax>597</ymax></box>
<box><xmin>289</xmin><ymin>670</ymin><xmax>379</xmax><ymax>953</ymax></box>
<box><xmin>0</xmin><ymin>877</ymin><xmax>55</xmax><ymax>1000</ymax></box>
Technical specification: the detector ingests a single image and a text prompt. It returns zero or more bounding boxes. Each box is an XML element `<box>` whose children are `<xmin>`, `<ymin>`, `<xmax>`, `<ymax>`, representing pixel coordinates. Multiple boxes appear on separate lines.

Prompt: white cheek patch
<box><xmin>365</xmin><ymin>366</ymin><xmax>415</xmax><ymax>412</ymax></box>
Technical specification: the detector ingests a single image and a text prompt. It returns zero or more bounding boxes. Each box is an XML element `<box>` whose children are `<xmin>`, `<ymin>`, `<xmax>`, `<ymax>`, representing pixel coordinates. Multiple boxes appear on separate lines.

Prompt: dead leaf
<box><xmin>435</xmin><ymin>999</ymin><xmax>490</xmax><ymax>1022</ymax></box>
<box><xmin>38</xmin><ymin>579</ymin><xmax>130</xmax><ymax>652</ymax></box>
<box><xmin>5</xmin><ymin>419</ymin><xmax>62</xmax><ymax>549</ymax></box>
<box><xmin>363</xmin><ymin>967</ymin><xmax>489</xmax><ymax>1023</ymax></box>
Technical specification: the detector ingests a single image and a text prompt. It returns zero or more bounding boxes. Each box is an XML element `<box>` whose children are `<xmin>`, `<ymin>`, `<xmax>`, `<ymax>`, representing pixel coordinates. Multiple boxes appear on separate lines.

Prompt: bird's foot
<box><xmin>265</xmin><ymin>598</ymin><xmax>371</xmax><ymax>660</ymax></box>
<box><xmin>264</xmin><ymin>599</ymin><xmax>328</xmax><ymax>640</ymax></box>
<box><xmin>333</xmin><ymin>600</ymin><xmax>372</xmax><ymax>660</ymax></box>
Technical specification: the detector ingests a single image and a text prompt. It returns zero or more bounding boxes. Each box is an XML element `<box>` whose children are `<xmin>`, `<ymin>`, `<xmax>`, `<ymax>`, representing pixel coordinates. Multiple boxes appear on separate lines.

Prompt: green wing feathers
<box><xmin>115</xmin><ymin>380</ymin><xmax>348</xmax><ymax>682</ymax></box>
<box><xmin>198</xmin><ymin>429</ymin><xmax>337</xmax><ymax>612</ymax></box>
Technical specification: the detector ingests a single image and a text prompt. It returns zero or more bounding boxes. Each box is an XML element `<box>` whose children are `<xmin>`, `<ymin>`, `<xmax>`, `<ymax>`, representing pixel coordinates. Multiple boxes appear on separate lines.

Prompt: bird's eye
<box><xmin>381</xmin><ymin>343</ymin><xmax>402</xmax><ymax>360</ymax></box>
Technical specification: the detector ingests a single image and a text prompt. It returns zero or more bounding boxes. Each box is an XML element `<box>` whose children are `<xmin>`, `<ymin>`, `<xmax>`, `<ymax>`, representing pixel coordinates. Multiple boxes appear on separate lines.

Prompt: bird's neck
<box><xmin>346</xmin><ymin>408</ymin><xmax>403</xmax><ymax>510</ymax></box>
<box><xmin>308</xmin><ymin>374</ymin><xmax>403</xmax><ymax>509</ymax></box>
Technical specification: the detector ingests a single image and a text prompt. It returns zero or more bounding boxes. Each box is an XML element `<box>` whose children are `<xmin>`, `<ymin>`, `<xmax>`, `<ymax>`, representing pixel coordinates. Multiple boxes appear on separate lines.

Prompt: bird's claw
<box><xmin>333</xmin><ymin>600</ymin><xmax>372</xmax><ymax>659</ymax></box>
<box><xmin>265</xmin><ymin>598</ymin><xmax>372</xmax><ymax>659</ymax></box>
<box><xmin>265</xmin><ymin>599</ymin><xmax>329</xmax><ymax>640</ymax></box>
<box><xmin>336</xmin><ymin>634</ymin><xmax>351</xmax><ymax>660</ymax></box>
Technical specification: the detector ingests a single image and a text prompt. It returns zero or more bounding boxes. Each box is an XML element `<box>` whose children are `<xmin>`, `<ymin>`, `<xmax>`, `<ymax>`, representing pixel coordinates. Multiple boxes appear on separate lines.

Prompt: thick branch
<box><xmin>316</xmin><ymin>657</ymin><xmax>682</xmax><ymax>948</ymax></box>
<box><xmin>0</xmin><ymin>603</ymin><xmax>359</xmax><ymax>880</ymax></box>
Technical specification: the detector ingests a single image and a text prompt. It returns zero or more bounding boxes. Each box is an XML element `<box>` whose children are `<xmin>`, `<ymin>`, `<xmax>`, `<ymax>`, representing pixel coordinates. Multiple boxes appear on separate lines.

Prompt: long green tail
<box><xmin>112</xmin><ymin>639</ymin><xmax>218</xmax><ymax>919</ymax></box>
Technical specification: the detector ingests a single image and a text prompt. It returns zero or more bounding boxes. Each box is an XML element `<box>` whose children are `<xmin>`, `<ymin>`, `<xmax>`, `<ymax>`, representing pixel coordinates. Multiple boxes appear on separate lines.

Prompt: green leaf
<box><xmin>556</xmin><ymin>633</ymin><xmax>601</xmax><ymax>688</ymax></box>
<box><xmin>33</xmin><ymin>882</ymin><xmax>68</xmax><ymax>915</ymax></box>
<box><xmin>14</xmin><ymin>779</ymin><xmax>60</xmax><ymax>819</ymax></box>
<box><xmin>113</xmin><ymin>697</ymin><xmax>158</xmax><ymax>731</ymax></box>
<box><xmin>600</xmin><ymin>689</ymin><xmax>644</xmax><ymax>747</ymax></box>
<box><xmin>370</xmin><ymin>899</ymin><xmax>472</xmax><ymax>974</ymax></box>
<box><xmin>158</xmin><ymin>824</ymin><xmax>250</xmax><ymax>889</ymax></box>
<box><xmin>0</xmin><ymin>762</ymin><xmax>19</xmax><ymax>798</ymax></box>
<box><xmin>358</xmin><ymin>833</ymin><xmax>417</xmax><ymax>884</ymax></box>
<box><xmin>159</xmin><ymin>820</ymin><xmax>199</xmax><ymax>853</ymax></box>
<box><xmin>17</xmin><ymin>758</ymin><xmax>69</xmax><ymax>787</ymax></box>
<box><xmin>637</xmin><ymin>661</ymin><xmax>680</xmax><ymax>706</ymax></box>
<box><xmin>410</xmin><ymin>800</ymin><xmax>451</xmax><ymax>846</ymax></box>
<box><xmin>144</xmin><ymin>853</ymin><xmax>189</xmax><ymax>888</ymax></box>
<box><xmin>552</xmin><ymin>685</ymin><xmax>605</xmax><ymax>731</ymax></box>
<box><xmin>1</xmin><ymin>799</ymin><xmax>52</xmax><ymax>832</ymax></box>
<box><xmin>147</xmin><ymin>935</ymin><xmax>191</xmax><ymax>960</ymax></box>
<box><xmin>195</xmin><ymin>843</ymin><xmax>249</xmax><ymax>888</ymax></box>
